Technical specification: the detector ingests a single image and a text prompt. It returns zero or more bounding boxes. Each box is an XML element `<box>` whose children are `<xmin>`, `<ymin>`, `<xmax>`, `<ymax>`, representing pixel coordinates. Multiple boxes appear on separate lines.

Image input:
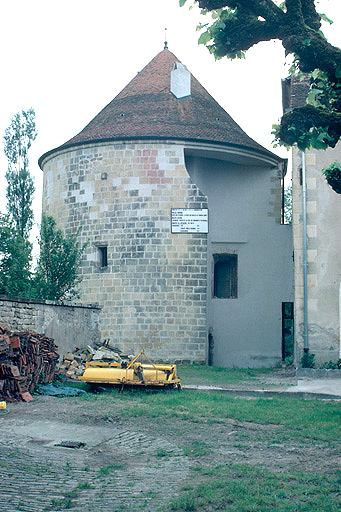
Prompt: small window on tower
<box><xmin>213</xmin><ymin>254</ymin><xmax>238</xmax><ymax>299</ymax></box>
<box><xmin>98</xmin><ymin>246</ymin><xmax>108</xmax><ymax>268</ymax></box>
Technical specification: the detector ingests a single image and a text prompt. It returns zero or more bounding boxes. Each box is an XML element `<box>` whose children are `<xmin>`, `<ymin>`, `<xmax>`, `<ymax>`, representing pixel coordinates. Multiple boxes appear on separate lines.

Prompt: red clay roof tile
<box><xmin>39</xmin><ymin>49</ymin><xmax>281</xmax><ymax>165</ymax></box>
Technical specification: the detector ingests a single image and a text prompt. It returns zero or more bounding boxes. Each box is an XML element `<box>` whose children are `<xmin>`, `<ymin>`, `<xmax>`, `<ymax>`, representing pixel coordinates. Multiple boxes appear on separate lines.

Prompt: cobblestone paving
<box><xmin>1</xmin><ymin>391</ymin><xmax>339</xmax><ymax>512</ymax></box>
<box><xmin>1</xmin><ymin>420</ymin><xmax>189</xmax><ymax>512</ymax></box>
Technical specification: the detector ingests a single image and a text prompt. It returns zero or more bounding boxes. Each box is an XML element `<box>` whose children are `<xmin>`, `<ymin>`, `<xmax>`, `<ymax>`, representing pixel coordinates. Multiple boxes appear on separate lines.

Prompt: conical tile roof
<box><xmin>39</xmin><ymin>49</ymin><xmax>281</xmax><ymax>165</ymax></box>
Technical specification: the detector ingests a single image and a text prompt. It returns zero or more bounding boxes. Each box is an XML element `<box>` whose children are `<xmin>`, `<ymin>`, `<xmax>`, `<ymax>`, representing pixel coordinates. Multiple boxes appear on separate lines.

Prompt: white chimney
<box><xmin>170</xmin><ymin>62</ymin><xmax>191</xmax><ymax>99</ymax></box>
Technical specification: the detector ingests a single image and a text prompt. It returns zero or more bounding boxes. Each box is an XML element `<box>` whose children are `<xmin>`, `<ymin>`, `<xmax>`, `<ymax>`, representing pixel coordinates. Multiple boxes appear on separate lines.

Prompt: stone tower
<box><xmin>39</xmin><ymin>48</ymin><xmax>293</xmax><ymax>365</ymax></box>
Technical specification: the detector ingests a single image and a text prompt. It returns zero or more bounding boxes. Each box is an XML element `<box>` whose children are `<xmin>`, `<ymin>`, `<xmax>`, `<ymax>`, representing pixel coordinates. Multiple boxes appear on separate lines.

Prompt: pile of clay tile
<box><xmin>0</xmin><ymin>326</ymin><xmax>59</xmax><ymax>402</ymax></box>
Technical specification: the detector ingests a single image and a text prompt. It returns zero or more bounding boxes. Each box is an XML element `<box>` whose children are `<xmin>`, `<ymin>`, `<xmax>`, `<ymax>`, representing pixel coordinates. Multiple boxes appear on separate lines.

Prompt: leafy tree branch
<box><xmin>181</xmin><ymin>0</ymin><xmax>341</xmax><ymax>151</ymax></box>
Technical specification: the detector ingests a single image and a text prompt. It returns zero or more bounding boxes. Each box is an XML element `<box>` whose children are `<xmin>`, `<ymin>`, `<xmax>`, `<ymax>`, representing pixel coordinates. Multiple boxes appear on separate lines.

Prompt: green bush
<box><xmin>320</xmin><ymin>359</ymin><xmax>341</xmax><ymax>370</ymax></box>
<box><xmin>300</xmin><ymin>352</ymin><xmax>315</xmax><ymax>368</ymax></box>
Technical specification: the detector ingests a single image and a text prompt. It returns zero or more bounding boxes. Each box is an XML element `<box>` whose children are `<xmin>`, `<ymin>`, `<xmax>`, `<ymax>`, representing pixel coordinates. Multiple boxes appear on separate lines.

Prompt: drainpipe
<box><xmin>302</xmin><ymin>151</ymin><xmax>309</xmax><ymax>353</ymax></box>
<box><xmin>339</xmin><ymin>282</ymin><xmax>341</xmax><ymax>358</ymax></box>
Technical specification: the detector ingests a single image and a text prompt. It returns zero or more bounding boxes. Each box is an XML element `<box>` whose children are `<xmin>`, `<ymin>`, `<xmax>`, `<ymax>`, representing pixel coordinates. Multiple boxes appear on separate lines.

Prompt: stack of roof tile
<box><xmin>0</xmin><ymin>326</ymin><xmax>59</xmax><ymax>402</ymax></box>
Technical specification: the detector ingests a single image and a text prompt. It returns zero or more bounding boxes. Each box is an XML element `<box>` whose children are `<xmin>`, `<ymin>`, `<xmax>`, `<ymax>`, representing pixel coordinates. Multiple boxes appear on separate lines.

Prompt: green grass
<box><xmin>45</xmin><ymin>490</ymin><xmax>78</xmax><ymax>511</ymax></box>
<box><xmin>44</xmin><ymin>481</ymin><xmax>94</xmax><ymax>511</ymax></box>
<box><xmin>177</xmin><ymin>364</ymin><xmax>273</xmax><ymax>385</ymax></box>
<box><xmin>99</xmin><ymin>463</ymin><xmax>124</xmax><ymax>476</ymax></box>
<box><xmin>165</xmin><ymin>463</ymin><xmax>341</xmax><ymax>511</ymax></box>
<box><xmin>156</xmin><ymin>448</ymin><xmax>173</xmax><ymax>458</ymax></box>
<box><xmin>73</xmin><ymin>389</ymin><xmax>341</xmax><ymax>441</ymax></box>
<box><xmin>183</xmin><ymin>440</ymin><xmax>211</xmax><ymax>457</ymax></box>
<box><xmin>75</xmin><ymin>481</ymin><xmax>92</xmax><ymax>489</ymax></box>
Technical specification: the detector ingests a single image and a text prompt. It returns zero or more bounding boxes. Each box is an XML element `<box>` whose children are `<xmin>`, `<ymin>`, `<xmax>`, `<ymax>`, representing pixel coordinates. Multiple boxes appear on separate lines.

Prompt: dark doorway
<box><xmin>282</xmin><ymin>302</ymin><xmax>294</xmax><ymax>362</ymax></box>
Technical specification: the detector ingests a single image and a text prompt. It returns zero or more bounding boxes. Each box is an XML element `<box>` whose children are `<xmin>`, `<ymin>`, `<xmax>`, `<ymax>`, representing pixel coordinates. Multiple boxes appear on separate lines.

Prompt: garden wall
<box><xmin>0</xmin><ymin>295</ymin><xmax>101</xmax><ymax>356</ymax></box>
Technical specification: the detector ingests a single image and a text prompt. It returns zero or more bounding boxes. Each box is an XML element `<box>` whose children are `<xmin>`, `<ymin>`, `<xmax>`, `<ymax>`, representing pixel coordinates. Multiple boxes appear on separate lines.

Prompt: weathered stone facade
<box><xmin>42</xmin><ymin>141</ymin><xmax>208</xmax><ymax>361</ymax></box>
<box><xmin>292</xmin><ymin>145</ymin><xmax>341</xmax><ymax>364</ymax></box>
<box><xmin>0</xmin><ymin>295</ymin><xmax>101</xmax><ymax>354</ymax></box>
<box><xmin>39</xmin><ymin>48</ymin><xmax>294</xmax><ymax>367</ymax></box>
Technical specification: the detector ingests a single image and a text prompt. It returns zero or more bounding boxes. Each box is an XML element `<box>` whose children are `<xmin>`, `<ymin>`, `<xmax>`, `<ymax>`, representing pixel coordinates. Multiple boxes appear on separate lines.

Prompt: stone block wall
<box><xmin>268</xmin><ymin>166</ymin><xmax>284</xmax><ymax>224</ymax></box>
<box><xmin>293</xmin><ymin>146</ymin><xmax>341</xmax><ymax>364</ymax></box>
<box><xmin>0</xmin><ymin>295</ymin><xmax>101</xmax><ymax>355</ymax></box>
<box><xmin>42</xmin><ymin>141</ymin><xmax>208</xmax><ymax>362</ymax></box>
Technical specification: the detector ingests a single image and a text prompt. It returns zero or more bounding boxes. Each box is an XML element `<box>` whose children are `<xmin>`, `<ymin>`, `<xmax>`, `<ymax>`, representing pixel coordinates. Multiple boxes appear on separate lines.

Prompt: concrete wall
<box><xmin>293</xmin><ymin>145</ymin><xmax>341</xmax><ymax>365</ymax></box>
<box><xmin>41</xmin><ymin>141</ymin><xmax>208</xmax><ymax>362</ymax></box>
<box><xmin>186</xmin><ymin>155</ymin><xmax>294</xmax><ymax>367</ymax></box>
<box><xmin>0</xmin><ymin>295</ymin><xmax>101</xmax><ymax>355</ymax></box>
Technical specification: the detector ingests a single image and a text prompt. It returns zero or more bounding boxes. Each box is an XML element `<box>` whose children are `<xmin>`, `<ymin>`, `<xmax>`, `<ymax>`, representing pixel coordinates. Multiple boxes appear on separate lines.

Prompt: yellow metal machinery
<box><xmin>79</xmin><ymin>349</ymin><xmax>181</xmax><ymax>390</ymax></box>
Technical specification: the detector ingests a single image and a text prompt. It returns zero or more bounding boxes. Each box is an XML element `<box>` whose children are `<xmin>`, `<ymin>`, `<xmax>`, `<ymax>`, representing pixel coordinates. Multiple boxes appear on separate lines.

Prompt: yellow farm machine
<box><xmin>79</xmin><ymin>349</ymin><xmax>181</xmax><ymax>390</ymax></box>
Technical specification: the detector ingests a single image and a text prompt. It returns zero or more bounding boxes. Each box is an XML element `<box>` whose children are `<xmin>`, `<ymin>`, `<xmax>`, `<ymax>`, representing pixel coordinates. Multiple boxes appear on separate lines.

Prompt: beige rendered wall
<box><xmin>186</xmin><ymin>154</ymin><xmax>294</xmax><ymax>368</ymax></box>
<box><xmin>41</xmin><ymin>141</ymin><xmax>208</xmax><ymax>362</ymax></box>
<box><xmin>293</xmin><ymin>144</ymin><xmax>341</xmax><ymax>364</ymax></box>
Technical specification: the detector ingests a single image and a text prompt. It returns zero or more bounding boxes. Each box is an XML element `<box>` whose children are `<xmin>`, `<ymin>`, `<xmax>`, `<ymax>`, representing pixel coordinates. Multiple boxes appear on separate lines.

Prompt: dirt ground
<box><xmin>1</xmin><ymin>386</ymin><xmax>340</xmax><ymax>512</ymax></box>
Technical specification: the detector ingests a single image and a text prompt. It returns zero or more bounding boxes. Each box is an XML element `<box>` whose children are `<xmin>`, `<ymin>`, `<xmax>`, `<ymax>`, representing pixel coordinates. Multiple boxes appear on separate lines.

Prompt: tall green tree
<box><xmin>180</xmin><ymin>1</ymin><xmax>341</xmax><ymax>151</ymax></box>
<box><xmin>3</xmin><ymin>108</ymin><xmax>37</xmax><ymax>239</ymax></box>
<box><xmin>34</xmin><ymin>214</ymin><xmax>86</xmax><ymax>301</ymax></box>
<box><xmin>2</xmin><ymin>111</ymin><xmax>86</xmax><ymax>301</ymax></box>
<box><xmin>0</xmin><ymin>214</ymin><xmax>32</xmax><ymax>296</ymax></box>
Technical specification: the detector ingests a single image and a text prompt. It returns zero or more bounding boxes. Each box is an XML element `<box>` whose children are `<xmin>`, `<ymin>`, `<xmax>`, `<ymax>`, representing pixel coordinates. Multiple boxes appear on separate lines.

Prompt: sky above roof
<box><xmin>0</xmin><ymin>0</ymin><xmax>340</xmax><ymax>243</ymax></box>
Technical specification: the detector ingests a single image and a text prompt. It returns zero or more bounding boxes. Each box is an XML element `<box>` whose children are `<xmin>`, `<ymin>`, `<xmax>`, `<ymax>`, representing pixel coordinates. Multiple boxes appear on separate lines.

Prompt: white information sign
<box><xmin>171</xmin><ymin>208</ymin><xmax>208</xmax><ymax>233</ymax></box>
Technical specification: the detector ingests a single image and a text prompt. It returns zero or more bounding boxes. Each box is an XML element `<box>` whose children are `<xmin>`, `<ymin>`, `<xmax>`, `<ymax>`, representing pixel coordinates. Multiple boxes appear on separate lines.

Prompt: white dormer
<box><xmin>170</xmin><ymin>62</ymin><xmax>191</xmax><ymax>99</ymax></box>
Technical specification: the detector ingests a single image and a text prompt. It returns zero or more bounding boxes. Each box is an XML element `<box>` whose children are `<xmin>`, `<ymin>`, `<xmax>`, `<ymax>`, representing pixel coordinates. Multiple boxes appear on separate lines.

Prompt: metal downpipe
<box><xmin>339</xmin><ymin>282</ymin><xmax>341</xmax><ymax>358</ymax></box>
<box><xmin>302</xmin><ymin>151</ymin><xmax>309</xmax><ymax>352</ymax></box>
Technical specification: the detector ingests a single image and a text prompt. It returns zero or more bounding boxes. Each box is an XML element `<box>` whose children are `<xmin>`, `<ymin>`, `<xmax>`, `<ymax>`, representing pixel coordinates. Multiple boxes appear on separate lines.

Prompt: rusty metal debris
<box><xmin>0</xmin><ymin>326</ymin><xmax>59</xmax><ymax>402</ymax></box>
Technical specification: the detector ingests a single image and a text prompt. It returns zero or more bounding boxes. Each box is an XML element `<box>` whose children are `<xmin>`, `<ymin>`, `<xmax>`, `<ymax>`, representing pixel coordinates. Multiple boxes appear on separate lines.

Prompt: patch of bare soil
<box><xmin>0</xmin><ymin>394</ymin><xmax>339</xmax><ymax>512</ymax></box>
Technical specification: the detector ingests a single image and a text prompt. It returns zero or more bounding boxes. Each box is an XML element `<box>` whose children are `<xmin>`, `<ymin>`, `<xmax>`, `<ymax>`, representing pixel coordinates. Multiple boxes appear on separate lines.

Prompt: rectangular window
<box><xmin>98</xmin><ymin>246</ymin><xmax>108</xmax><ymax>268</ymax></box>
<box><xmin>213</xmin><ymin>254</ymin><xmax>237</xmax><ymax>298</ymax></box>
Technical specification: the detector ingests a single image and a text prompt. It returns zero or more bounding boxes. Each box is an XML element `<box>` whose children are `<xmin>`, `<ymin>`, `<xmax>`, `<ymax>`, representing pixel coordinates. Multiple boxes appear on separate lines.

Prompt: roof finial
<box><xmin>164</xmin><ymin>28</ymin><xmax>168</xmax><ymax>50</ymax></box>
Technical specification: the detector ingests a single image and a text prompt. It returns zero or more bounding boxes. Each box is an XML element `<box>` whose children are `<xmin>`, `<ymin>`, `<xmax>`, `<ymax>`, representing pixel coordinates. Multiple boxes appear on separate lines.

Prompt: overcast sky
<box><xmin>0</xmin><ymin>0</ymin><xmax>340</xmax><ymax>236</ymax></box>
